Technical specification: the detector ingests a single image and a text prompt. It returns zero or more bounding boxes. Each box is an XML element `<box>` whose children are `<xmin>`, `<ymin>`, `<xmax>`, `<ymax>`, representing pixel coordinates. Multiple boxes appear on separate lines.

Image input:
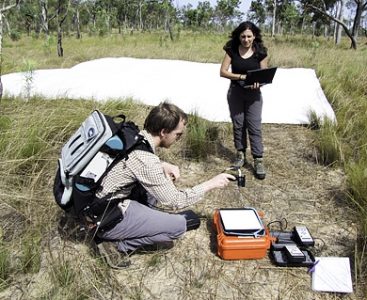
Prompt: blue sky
<box><xmin>175</xmin><ymin>0</ymin><xmax>251</xmax><ymax>14</ymax></box>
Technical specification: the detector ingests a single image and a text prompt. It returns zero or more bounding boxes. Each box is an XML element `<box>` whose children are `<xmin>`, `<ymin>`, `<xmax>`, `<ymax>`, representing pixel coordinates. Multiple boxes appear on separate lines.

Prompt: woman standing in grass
<box><xmin>220</xmin><ymin>21</ymin><xmax>268</xmax><ymax>180</ymax></box>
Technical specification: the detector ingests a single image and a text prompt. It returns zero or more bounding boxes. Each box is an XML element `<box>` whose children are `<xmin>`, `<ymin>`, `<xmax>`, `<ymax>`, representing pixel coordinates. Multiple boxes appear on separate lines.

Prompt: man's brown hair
<box><xmin>144</xmin><ymin>101</ymin><xmax>188</xmax><ymax>135</ymax></box>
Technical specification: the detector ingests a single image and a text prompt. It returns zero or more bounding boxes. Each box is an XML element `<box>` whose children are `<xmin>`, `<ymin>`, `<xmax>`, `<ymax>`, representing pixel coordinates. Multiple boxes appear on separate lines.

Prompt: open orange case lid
<box><xmin>218</xmin><ymin>207</ymin><xmax>265</xmax><ymax>237</ymax></box>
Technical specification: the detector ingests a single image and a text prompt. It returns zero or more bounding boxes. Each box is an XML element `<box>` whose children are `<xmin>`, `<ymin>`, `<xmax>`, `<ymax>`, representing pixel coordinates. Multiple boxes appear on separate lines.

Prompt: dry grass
<box><xmin>0</xmin><ymin>98</ymin><xmax>365</xmax><ymax>299</ymax></box>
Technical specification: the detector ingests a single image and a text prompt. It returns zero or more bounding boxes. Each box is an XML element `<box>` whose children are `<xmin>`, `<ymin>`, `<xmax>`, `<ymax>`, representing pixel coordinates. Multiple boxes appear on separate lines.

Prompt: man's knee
<box><xmin>168</xmin><ymin>214</ymin><xmax>186</xmax><ymax>239</ymax></box>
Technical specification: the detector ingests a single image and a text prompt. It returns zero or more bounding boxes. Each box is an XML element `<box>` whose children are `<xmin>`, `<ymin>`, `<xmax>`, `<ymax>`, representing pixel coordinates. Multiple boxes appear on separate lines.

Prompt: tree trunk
<box><xmin>75</xmin><ymin>6</ymin><xmax>81</xmax><ymax>39</ymax></box>
<box><xmin>301</xmin><ymin>15</ymin><xmax>305</xmax><ymax>34</ymax></box>
<box><xmin>334</xmin><ymin>0</ymin><xmax>345</xmax><ymax>45</ymax></box>
<box><xmin>138</xmin><ymin>1</ymin><xmax>143</xmax><ymax>30</ymax></box>
<box><xmin>271</xmin><ymin>0</ymin><xmax>276</xmax><ymax>37</ymax></box>
<box><xmin>4</xmin><ymin>17</ymin><xmax>10</xmax><ymax>33</ymax></box>
<box><xmin>40</xmin><ymin>0</ymin><xmax>49</xmax><ymax>37</ymax></box>
<box><xmin>351</xmin><ymin>1</ymin><xmax>366</xmax><ymax>40</ymax></box>
<box><xmin>0</xmin><ymin>1</ymin><xmax>20</xmax><ymax>102</ymax></box>
<box><xmin>164</xmin><ymin>1</ymin><xmax>174</xmax><ymax>41</ymax></box>
<box><xmin>106</xmin><ymin>14</ymin><xmax>110</xmax><ymax>33</ymax></box>
<box><xmin>57</xmin><ymin>0</ymin><xmax>69</xmax><ymax>57</ymax></box>
<box><xmin>57</xmin><ymin>28</ymin><xmax>63</xmax><ymax>57</ymax></box>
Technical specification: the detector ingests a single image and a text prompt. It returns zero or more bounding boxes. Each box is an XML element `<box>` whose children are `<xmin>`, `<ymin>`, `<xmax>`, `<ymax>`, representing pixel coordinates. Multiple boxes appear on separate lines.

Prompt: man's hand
<box><xmin>203</xmin><ymin>173</ymin><xmax>236</xmax><ymax>192</ymax></box>
<box><xmin>161</xmin><ymin>161</ymin><xmax>180</xmax><ymax>181</ymax></box>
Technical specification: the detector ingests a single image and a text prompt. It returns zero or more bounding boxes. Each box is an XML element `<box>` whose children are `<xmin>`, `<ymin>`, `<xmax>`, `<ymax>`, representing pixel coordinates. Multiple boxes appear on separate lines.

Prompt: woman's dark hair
<box><xmin>223</xmin><ymin>21</ymin><xmax>267</xmax><ymax>58</ymax></box>
<box><xmin>144</xmin><ymin>101</ymin><xmax>188</xmax><ymax>135</ymax></box>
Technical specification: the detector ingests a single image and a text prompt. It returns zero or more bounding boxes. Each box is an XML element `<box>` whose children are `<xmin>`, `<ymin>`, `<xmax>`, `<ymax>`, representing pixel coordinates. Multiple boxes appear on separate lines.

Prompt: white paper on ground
<box><xmin>311</xmin><ymin>257</ymin><xmax>353</xmax><ymax>293</ymax></box>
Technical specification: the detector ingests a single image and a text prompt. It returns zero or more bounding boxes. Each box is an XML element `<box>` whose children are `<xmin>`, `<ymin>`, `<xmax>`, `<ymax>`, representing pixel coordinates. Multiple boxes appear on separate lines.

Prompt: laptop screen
<box><xmin>244</xmin><ymin>67</ymin><xmax>277</xmax><ymax>87</ymax></box>
<box><xmin>219</xmin><ymin>208</ymin><xmax>265</xmax><ymax>236</ymax></box>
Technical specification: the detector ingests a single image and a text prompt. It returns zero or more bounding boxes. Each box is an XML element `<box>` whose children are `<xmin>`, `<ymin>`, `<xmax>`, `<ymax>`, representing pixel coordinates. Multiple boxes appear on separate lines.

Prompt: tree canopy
<box><xmin>0</xmin><ymin>0</ymin><xmax>366</xmax><ymax>48</ymax></box>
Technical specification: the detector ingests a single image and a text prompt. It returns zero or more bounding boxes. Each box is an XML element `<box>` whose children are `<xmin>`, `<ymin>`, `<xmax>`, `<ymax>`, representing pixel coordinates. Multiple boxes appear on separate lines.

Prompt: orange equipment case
<box><xmin>213</xmin><ymin>209</ymin><xmax>274</xmax><ymax>260</ymax></box>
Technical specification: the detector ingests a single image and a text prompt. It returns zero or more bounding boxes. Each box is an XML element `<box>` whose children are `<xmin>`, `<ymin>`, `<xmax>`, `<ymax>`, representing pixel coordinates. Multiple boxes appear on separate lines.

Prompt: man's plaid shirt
<box><xmin>96</xmin><ymin>130</ymin><xmax>207</xmax><ymax>210</ymax></box>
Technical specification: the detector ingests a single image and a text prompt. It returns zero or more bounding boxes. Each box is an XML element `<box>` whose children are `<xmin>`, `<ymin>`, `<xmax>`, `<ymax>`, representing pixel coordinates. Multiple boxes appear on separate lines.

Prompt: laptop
<box><xmin>219</xmin><ymin>208</ymin><xmax>265</xmax><ymax>237</ymax></box>
<box><xmin>243</xmin><ymin>67</ymin><xmax>277</xmax><ymax>88</ymax></box>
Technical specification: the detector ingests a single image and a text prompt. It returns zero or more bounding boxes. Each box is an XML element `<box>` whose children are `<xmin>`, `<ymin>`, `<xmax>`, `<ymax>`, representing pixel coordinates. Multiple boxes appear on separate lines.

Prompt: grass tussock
<box><xmin>184</xmin><ymin>112</ymin><xmax>216</xmax><ymax>160</ymax></box>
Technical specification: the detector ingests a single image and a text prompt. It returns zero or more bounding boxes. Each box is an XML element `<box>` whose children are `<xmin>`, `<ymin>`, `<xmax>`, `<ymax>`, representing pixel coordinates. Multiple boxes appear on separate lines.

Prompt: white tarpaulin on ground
<box><xmin>2</xmin><ymin>57</ymin><xmax>336</xmax><ymax>124</ymax></box>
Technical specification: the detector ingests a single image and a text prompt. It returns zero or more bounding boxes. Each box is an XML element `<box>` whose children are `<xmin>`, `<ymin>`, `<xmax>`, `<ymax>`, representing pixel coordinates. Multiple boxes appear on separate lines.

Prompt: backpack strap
<box><xmin>58</xmin><ymin>159</ymin><xmax>73</xmax><ymax>206</ymax></box>
<box><xmin>133</xmin><ymin>137</ymin><xmax>153</xmax><ymax>153</ymax></box>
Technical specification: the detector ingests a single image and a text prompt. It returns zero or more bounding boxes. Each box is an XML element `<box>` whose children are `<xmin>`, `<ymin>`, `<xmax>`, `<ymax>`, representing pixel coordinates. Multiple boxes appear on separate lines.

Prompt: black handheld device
<box><xmin>226</xmin><ymin>167</ymin><xmax>245</xmax><ymax>187</ymax></box>
<box><xmin>293</xmin><ymin>226</ymin><xmax>315</xmax><ymax>247</ymax></box>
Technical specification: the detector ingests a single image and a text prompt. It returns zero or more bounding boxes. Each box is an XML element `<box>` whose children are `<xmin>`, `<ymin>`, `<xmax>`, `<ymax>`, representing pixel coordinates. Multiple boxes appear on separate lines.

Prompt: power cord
<box><xmin>267</xmin><ymin>218</ymin><xmax>288</xmax><ymax>232</ymax></box>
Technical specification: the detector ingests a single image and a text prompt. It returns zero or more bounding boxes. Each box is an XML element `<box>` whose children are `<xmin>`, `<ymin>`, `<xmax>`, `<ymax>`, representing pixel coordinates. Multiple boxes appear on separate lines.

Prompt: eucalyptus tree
<box><xmin>141</xmin><ymin>0</ymin><xmax>177</xmax><ymax>39</ymax></box>
<box><xmin>334</xmin><ymin>0</ymin><xmax>346</xmax><ymax>44</ymax></box>
<box><xmin>247</xmin><ymin>0</ymin><xmax>267</xmax><ymax>24</ymax></box>
<box><xmin>247</xmin><ymin>0</ymin><xmax>301</xmax><ymax>35</ymax></box>
<box><xmin>39</xmin><ymin>0</ymin><xmax>59</xmax><ymax>37</ymax></box>
<box><xmin>161</xmin><ymin>0</ymin><xmax>176</xmax><ymax>40</ymax></box>
<box><xmin>278</xmin><ymin>1</ymin><xmax>301</xmax><ymax>33</ymax></box>
<box><xmin>270</xmin><ymin>0</ymin><xmax>278</xmax><ymax>36</ymax></box>
<box><xmin>246</xmin><ymin>0</ymin><xmax>280</xmax><ymax>35</ymax></box>
<box><xmin>144</xmin><ymin>1</ymin><xmax>162</xmax><ymax>29</ymax></box>
<box><xmin>82</xmin><ymin>0</ymin><xmax>98</xmax><ymax>31</ymax></box>
<box><xmin>112</xmin><ymin>0</ymin><xmax>130</xmax><ymax>31</ymax></box>
<box><xmin>302</xmin><ymin>0</ymin><xmax>358</xmax><ymax>48</ymax></box>
<box><xmin>181</xmin><ymin>3</ymin><xmax>197</xmax><ymax>27</ymax></box>
<box><xmin>247</xmin><ymin>0</ymin><xmax>280</xmax><ymax>36</ymax></box>
<box><xmin>0</xmin><ymin>0</ymin><xmax>21</xmax><ymax>101</ymax></box>
<box><xmin>197</xmin><ymin>1</ymin><xmax>214</xmax><ymax>28</ymax></box>
<box><xmin>20</xmin><ymin>0</ymin><xmax>39</xmax><ymax>36</ymax></box>
<box><xmin>56</xmin><ymin>0</ymin><xmax>70</xmax><ymax>56</ymax></box>
<box><xmin>214</xmin><ymin>0</ymin><xmax>242</xmax><ymax>29</ymax></box>
<box><xmin>181</xmin><ymin>1</ymin><xmax>213</xmax><ymax>29</ymax></box>
<box><xmin>350</xmin><ymin>0</ymin><xmax>367</xmax><ymax>39</ymax></box>
<box><xmin>71</xmin><ymin>0</ymin><xmax>82</xmax><ymax>38</ymax></box>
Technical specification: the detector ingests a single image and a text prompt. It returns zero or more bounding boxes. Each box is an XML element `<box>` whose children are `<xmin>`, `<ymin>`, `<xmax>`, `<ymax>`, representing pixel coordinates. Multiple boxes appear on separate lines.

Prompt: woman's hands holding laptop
<box><xmin>251</xmin><ymin>82</ymin><xmax>260</xmax><ymax>89</ymax></box>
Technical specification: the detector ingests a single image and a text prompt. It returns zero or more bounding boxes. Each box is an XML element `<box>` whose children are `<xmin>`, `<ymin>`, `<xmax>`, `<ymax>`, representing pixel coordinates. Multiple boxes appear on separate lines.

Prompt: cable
<box><xmin>267</xmin><ymin>217</ymin><xmax>288</xmax><ymax>231</ymax></box>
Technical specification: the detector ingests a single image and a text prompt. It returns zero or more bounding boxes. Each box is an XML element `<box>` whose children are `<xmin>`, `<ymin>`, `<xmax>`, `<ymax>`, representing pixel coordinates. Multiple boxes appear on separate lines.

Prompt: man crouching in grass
<box><xmin>95</xmin><ymin>101</ymin><xmax>235</xmax><ymax>268</ymax></box>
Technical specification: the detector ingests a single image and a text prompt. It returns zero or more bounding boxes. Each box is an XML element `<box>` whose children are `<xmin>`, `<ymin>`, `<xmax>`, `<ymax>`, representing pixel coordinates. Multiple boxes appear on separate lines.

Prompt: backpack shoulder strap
<box><xmin>132</xmin><ymin>136</ymin><xmax>153</xmax><ymax>153</ymax></box>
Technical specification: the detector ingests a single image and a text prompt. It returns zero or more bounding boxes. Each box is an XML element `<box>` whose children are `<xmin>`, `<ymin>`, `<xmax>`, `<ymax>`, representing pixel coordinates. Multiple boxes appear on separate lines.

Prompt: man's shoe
<box><xmin>96</xmin><ymin>242</ymin><xmax>131</xmax><ymax>269</ymax></box>
<box><xmin>254</xmin><ymin>158</ymin><xmax>266</xmax><ymax>180</ymax></box>
<box><xmin>139</xmin><ymin>241</ymin><xmax>174</xmax><ymax>253</ymax></box>
<box><xmin>232</xmin><ymin>151</ymin><xmax>246</xmax><ymax>168</ymax></box>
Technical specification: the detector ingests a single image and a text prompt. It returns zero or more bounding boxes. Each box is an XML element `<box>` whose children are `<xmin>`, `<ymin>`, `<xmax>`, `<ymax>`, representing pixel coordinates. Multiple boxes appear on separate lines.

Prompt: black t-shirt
<box><xmin>225</xmin><ymin>46</ymin><xmax>267</xmax><ymax>75</ymax></box>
